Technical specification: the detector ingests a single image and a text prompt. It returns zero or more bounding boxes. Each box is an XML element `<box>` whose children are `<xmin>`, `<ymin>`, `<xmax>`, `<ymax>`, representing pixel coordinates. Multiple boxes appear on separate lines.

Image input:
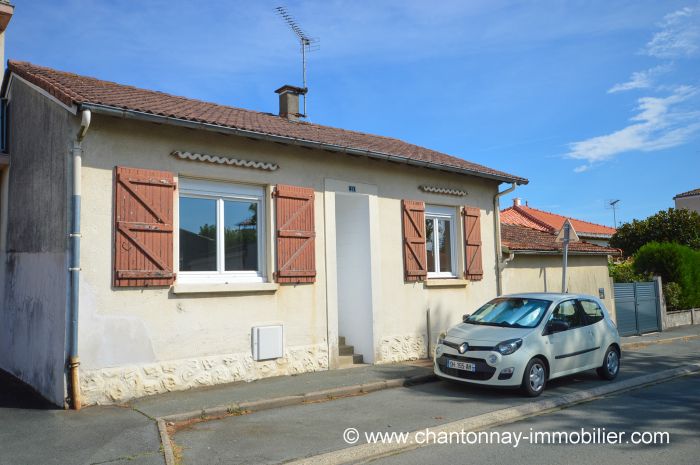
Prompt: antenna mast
<box><xmin>608</xmin><ymin>199</ymin><xmax>620</xmax><ymax>228</ymax></box>
<box><xmin>275</xmin><ymin>6</ymin><xmax>319</xmax><ymax>118</ymax></box>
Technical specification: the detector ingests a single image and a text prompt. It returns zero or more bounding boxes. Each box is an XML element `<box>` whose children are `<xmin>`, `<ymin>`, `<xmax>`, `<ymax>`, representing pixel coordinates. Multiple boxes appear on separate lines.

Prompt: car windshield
<box><xmin>465</xmin><ymin>297</ymin><xmax>551</xmax><ymax>328</ymax></box>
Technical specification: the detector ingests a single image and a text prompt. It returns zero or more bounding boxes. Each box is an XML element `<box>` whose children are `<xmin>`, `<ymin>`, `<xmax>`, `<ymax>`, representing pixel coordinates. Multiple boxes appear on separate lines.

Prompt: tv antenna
<box><xmin>275</xmin><ymin>6</ymin><xmax>319</xmax><ymax>118</ymax></box>
<box><xmin>607</xmin><ymin>199</ymin><xmax>620</xmax><ymax>228</ymax></box>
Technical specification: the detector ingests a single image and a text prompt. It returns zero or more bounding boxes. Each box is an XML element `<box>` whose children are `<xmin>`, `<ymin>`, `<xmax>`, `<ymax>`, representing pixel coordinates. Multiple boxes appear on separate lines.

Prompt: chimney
<box><xmin>513</xmin><ymin>197</ymin><xmax>521</xmax><ymax>207</ymax></box>
<box><xmin>0</xmin><ymin>1</ymin><xmax>14</xmax><ymax>71</ymax></box>
<box><xmin>275</xmin><ymin>85</ymin><xmax>307</xmax><ymax>121</ymax></box>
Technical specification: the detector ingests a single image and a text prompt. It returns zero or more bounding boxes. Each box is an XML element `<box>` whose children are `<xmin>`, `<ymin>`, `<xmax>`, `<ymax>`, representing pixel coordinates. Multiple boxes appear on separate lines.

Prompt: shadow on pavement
<box><xmin>0</xmin><ymin>369</ymin><xmax>55</xmax><ymax>410</ymax></box>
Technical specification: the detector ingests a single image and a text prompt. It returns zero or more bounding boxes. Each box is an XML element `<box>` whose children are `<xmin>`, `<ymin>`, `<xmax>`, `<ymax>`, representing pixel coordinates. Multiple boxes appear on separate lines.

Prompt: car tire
<box><xmin>521</xmin><ymin>357</ymin><xmax>547</xmax><ymax>397</ymax></box>
<box><xmin>597</xmin><ymin>346</ymin><xmax>620</xmax><ymax>380</ymax></box>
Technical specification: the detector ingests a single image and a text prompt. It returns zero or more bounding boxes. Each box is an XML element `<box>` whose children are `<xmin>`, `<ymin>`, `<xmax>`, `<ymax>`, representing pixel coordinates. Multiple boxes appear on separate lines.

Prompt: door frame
<box><xmin>323</xmin><ymin>178</ymin><xmax>381</xmax><ymax>368</ymax></box>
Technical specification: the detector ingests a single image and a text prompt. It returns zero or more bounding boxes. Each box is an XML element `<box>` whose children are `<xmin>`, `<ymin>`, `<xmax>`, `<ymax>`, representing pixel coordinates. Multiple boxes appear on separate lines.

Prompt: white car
<box><xmin>434</xmin><ymin>293</ymin><xmax>621</xmax><ymax>396</ymax></box>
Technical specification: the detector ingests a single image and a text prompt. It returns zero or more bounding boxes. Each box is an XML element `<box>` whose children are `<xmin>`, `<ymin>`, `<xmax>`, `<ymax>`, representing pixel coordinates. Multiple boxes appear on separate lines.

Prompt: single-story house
<box><xmin>0</xmin><ymin>61</ymin><xmax>529</xmax><ymax>407</ymax></box>
<box><xmin>500</xmin><ymin>222</ymin><xmax>621</xmax><ymax>319</ymax></box>
<box><xmin>501</xmin><ymin>198</ymin><xmax>616</xmax><ymax>246</ymax></box>
<box><xmin>673</xmin><ymin>188</ymin><xmax>700</xmax><ymax>214</ymax></box>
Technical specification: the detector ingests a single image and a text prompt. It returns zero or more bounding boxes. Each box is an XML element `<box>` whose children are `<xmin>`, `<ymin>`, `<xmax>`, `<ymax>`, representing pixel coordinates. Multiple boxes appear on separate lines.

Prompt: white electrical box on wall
<box><xmin>252</xmin><ymin>325</ymin><xmax>284</xmax><ymax>361</ymax></box>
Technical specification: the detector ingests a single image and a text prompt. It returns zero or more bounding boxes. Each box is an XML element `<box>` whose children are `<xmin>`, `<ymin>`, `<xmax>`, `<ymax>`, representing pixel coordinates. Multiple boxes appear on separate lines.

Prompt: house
<box><xmin>499</xmin><ymin>222</ymin><xmax>621</xmax><ymax>320</ymax></box>
<box><xmin>501</xmin><ymin>198</ymin><xmax>616</xmax><ymax>246</ymax></box>
<box><xmin>0</xmin><ymin>61</ymin><xmax>528</xmax><ymax>407</ymax></box>
<box><xmin>673</xmin><ymin>188</ymin><xmax>700</xmax><ymax>214</ymax></box>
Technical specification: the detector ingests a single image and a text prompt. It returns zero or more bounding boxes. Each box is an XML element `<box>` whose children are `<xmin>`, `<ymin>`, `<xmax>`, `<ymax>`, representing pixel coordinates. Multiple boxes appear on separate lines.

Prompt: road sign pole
<box><xmin>562</xmin><ymin>222</ymin><xmax>569</xmax><ymax>293</ymax></box>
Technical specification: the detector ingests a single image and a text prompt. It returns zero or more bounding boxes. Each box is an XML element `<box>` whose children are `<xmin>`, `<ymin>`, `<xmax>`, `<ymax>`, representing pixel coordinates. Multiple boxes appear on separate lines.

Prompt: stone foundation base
<box><xmin>378</xmin><ymin>334</ymin><xmax>427</xmax><ymax>363</ymax></box>
<box><xmin>80</xmin><ymin>343</ymin><xmax>329</xmax><ymax>405</ymax></box>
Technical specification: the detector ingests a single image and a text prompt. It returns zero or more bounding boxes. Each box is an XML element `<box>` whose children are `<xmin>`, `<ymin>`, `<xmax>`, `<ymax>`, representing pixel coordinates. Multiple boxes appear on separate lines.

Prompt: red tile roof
<box><xmin>674</xmin><ymin>188</ymin><xmax>700</xmax><ymax>199</ymax></box>
<box><xmin>501</xmin><ymin>224</ymin><xmax>620</xmax><ymax>255</ymax></box>
<box><xmin>501</xmin><ymin>205</ymin><xmax>616</xmax><ymax>237</ymax></box>
<box><xmin>5</xmin><ymin>61</ymin><xmax>527</xmax><ymax>185</ymax></box>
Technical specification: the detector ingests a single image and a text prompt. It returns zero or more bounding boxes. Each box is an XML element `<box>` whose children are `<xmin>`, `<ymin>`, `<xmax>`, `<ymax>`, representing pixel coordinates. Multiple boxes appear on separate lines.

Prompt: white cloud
<box><xmin>644</xmin><ymin>5</ymin><xmax>700</xmax><ymax>58</ymax></box>
<box><xmin>567</xmin><ymin>86</ymin><xmax>700</xmax><ymax>168</ymax></box>
<box><xmin>607</xmin><ymin>63</ymin><xmax>672</xmax><ymax>93</ymax></box>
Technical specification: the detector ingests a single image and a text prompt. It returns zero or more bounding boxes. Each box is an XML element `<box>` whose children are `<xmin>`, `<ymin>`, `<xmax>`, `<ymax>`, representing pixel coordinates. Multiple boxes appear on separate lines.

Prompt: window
<box><xmin>178</xmin><ymin>179</ymin><xmax>265</xmax><ymax>283</ymax></box>
<box><xmin>550</xmin><ymin>300</ymin><xmax>585</xmax><ymax>329</ymax></box>
<box><xmin>425</xmin><ymin>205</ymin><xmax>457</xmax><ymax>278</ymax></box>
<box><xmin>579</xmin><ymin>300</ymin><xmax>604</xmax><ymax>325</ymax></box>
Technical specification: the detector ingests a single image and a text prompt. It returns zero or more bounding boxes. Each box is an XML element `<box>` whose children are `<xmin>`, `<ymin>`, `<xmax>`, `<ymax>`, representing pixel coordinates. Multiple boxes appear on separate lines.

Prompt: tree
<box><xmin>610</xmin><ymin>208</ymin><xmax>700</xmax><ymax>257</ymax></box>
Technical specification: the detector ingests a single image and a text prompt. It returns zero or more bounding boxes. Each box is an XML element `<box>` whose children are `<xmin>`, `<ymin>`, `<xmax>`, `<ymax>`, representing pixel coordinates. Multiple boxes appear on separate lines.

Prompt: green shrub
<box><xmin>634</xmin><ymin>242</ymin><xmax>700</xmax><ymax>309</ymax></box>
<box><xmin>608</xmin><ymin>259</ymin><xmax>648</xmax><ymax>283</ymax></box>
<box><xmin>663</xmin><ymin>282</ymin><xmax>683</xmax><ymax>311</ymax></box>
<box><xmin>610</xmin><ymin>208</ymin><xmax>700</xmax><ymax>257</ymax></box>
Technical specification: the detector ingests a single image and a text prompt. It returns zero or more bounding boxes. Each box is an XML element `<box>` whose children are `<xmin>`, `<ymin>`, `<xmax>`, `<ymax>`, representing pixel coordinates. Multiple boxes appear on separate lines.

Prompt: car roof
<box><xmin>500</xmin><ymin>292</ymin><xmax>597</xmax><ymax>302</ymax></box>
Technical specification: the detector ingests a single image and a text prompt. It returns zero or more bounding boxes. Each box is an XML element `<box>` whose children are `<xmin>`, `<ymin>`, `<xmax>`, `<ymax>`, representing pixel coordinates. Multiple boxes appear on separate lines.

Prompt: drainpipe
<box><xmin>494</xmin><ymin>183</ymin><xmax>516</xmax><ymax>296</ymax></box>
<box><xmin>68</xmin><ymin>109</ymin><xmax>90</xmax><ymax>410</ymax></box>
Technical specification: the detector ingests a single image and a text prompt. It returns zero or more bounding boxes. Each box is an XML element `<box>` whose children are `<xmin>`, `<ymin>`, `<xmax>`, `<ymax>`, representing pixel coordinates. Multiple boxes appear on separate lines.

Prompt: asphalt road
<box><xmin>371</xmin><ymin>373</ymin><xmax>700</xmax><ymax>465</ymax></box>
<box><xmin>173</xmin><ymin>338</ymin><xmax>700</xmax><ymax>465</ymax></box>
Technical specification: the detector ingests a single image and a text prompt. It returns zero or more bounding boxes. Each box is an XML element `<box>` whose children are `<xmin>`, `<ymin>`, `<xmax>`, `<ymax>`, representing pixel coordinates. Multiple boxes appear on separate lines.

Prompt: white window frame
<box><xmin>425</xmin><ymin>205</ymin><xmax>458</xmax><ymax>278</ymax></box>
<box><xmin>178</xmin><ymin>178</ymin><xmax>266</xmax><ymax>284</ymax></box>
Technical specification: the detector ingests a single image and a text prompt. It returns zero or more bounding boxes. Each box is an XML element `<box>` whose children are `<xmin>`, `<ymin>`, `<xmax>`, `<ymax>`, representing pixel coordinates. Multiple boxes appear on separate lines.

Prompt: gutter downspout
<box><xmin>68</xmin><ymin>109</ymin><xmax>90</xmax><ymax>410</ymax></box>
<box><xmin>494</xmin><ymin>183</ymin><xmax>516</xmax><ymax>296</ymax></box>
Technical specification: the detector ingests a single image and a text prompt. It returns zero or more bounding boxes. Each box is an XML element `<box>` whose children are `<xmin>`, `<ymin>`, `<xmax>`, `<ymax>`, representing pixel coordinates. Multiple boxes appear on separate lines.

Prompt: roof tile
<box><xmin>501</xmin><ymin>224</ymin><xmax>620</xmax><ymax>255</ymax></box>
<box><xmin>6</xmin><ymin>61</ymin><xmax>527</xmax><ymax>184</ymax></box>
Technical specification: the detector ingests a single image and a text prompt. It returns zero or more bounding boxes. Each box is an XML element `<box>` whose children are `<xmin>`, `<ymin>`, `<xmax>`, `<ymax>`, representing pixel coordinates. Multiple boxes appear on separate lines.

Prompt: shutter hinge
<box><xmin>68</xmin><ymin>267</ymin><xmax>81</xmax><ymax>272</ymax></box>
<box><xmin>69</xmin><ymin>233</ymin><xmax>82</xmax><ymax>238</ymax></box>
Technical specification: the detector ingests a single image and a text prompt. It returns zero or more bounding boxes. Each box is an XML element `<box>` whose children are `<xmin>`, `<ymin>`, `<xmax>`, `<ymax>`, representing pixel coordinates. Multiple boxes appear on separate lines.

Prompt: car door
<box><xmin>578</xmin><ymin>299</ymin><xmax>607</xmax><ymax>368</ymax></box>
<box><xmin>546</xmin><ymin>299</ymin><xmax>589</xmax><ymax>376</ymax></box>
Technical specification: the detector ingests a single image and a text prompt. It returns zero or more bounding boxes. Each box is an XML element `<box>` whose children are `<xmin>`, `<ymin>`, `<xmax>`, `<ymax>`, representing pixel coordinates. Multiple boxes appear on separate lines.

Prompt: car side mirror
<box><xmin>545</xmin><ymin>320</ymin><xmax>570</xmax><ymax>335</ymax></box>
<box><xmin>462</xmin><ymin>314</ymin><xmax>470</xmax><ymax>323</ymax></box>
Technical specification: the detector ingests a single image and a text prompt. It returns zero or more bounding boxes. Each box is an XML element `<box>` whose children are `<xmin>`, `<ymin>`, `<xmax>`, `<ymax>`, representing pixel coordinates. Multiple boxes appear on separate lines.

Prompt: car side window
<box><xmin>579</xmin><ymin>300</ymin><xmax>604</xmax><ymax>325</ymax></box>
<box><xmin>550</xmin><ymin>300</ymin><xmax>585</xmax><ymax>329</ymax></box>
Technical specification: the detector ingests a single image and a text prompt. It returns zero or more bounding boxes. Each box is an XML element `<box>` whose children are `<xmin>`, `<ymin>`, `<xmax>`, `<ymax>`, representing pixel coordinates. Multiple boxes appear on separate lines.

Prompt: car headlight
<box><xmin>496</xmin><ymin>338</ymin><xmax>523</xmax><ymax>355</ymax></box>
<box><xmin>437</xmin><ymin>332</ymin><xmax>447</xmax><ymax>345</ymax></box>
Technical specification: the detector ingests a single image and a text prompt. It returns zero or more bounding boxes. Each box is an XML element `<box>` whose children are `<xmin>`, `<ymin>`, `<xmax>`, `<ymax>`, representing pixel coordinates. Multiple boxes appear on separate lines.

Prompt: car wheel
<box><xmin>597</xmin><ymin>346</ymin><xmax>620</xmax><ymax>380</ymax></box>
<box><xmin>521</xmin><ymin>357</ymin><xmax>547</xmax><ymax>397</ymax></box>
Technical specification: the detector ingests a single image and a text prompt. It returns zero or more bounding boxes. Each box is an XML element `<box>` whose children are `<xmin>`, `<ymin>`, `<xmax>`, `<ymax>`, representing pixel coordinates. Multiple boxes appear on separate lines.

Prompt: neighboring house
<box><xmin>0</xmin><ymin>61</ymin><xmax>527</xmax><ymax>407</ymax></box>
<box><xmin>500</xmin><ymin>223</ymin><xmax>620</xmax><ymax>319</ymax></box>
<box><xmin>673</xmin><ymin>188</ymin><xmax>700</xmax><ymax>214</ymax></box>
<box><xmin>501</xmin><ymin>198</ymin><xmax>616</xmax><ymax>246</ymax></box>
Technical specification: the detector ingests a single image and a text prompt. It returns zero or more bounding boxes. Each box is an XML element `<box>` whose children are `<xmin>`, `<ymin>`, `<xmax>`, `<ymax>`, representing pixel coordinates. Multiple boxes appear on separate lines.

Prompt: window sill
<box><xmin>172</xmin><ymin>282</ymin><xmax>279</xmax><ymax>294</ymax></box>
<box><xmin>424</xmin><ymin>279</ymin><xmax>469</xmax><ymax>288</ymax></box>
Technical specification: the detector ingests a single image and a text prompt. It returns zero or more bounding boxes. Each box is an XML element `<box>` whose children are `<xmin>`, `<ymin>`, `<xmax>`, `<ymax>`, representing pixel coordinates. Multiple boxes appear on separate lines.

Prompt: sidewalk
<box><xmin>1</xmin><ymin>324</ymin><xmax>699</xmax><ymax>465</ymax></box>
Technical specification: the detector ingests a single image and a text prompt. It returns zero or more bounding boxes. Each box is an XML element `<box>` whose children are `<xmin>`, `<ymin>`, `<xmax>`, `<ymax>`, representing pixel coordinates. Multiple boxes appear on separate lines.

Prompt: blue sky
<box><xmin>7</xmin><ymin>0</ymin><xmax>699</xmax><ymax>227</ymax></box>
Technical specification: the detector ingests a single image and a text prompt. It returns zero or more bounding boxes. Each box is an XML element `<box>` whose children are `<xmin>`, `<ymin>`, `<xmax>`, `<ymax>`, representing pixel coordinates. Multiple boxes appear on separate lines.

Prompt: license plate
<box><xmin>447</xmin><ymin>359</ymin><xmax>476</xmax><ymax>372</ymax></box>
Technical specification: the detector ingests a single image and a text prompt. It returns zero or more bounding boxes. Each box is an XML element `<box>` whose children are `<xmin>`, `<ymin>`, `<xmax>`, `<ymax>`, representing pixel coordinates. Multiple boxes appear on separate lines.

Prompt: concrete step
<box><xmin>338</xmin><ymin>344</ymin><xmax>355</xmax><ymax>356</ymax></box>
<box><xmin>352</xmin><ymin>353</ymin><xmax>364</xmax><ymax>364</ymax></box>
<box><xmin>338</xmin><ymin>336</ymin><xmax>346</xmax><ymax>346</ymax></box>
<box><xmin>337</xmin><ymin>353</ymin><xmax>366</xmax><ymax>368</ymax></box>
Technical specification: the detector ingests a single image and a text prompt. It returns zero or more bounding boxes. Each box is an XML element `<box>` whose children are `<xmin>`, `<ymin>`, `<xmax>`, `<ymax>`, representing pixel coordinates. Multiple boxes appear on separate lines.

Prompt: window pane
<box><xmin>580</xmin><ymin>300</ymin><xmax>604</xmax><ymax>324</ymax></box>
<box><xmin>425</xmin><ymin>218</ymin><xmax>435</xmax><ymax>273</ymax></box>
<box><xmin>179</xmin><ymin>197</ymin><xmax>217</xmax><ymax>271</ymax></box>
<box><xmin>224</xmin><ymin>200</ymin><xmax>258</xmax><ymax>271</ymax></box>
<box><xmin>438</xmin><ymin>219</ymin><xmax>452</xmax><ymax>273</ymax></box>
<box><xmin>551</xmin><ymin>301</ymin><xmax>584</xmax><ymax>329</ymax></box>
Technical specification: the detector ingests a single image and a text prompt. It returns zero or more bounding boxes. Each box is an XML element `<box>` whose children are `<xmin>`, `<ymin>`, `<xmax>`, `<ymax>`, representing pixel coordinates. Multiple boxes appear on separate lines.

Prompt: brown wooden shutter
<box><xmin>463</xmin><ymin>206</ymin><xmax>483</xmax><ymax>281</ymax></box>
<box><xmin>402</xmin><ymin>200</ymin><xmax>427</xmax><ymax>282</ymax></box>
<box><xmin>113</xmin><ymin>166</ymin><xmax>176</xmax><ymax>287</ymax></box>
<box><xmin>274</xmin><ymin>184</ymin><xmax>316</xmax><ymax>283</ymax></box>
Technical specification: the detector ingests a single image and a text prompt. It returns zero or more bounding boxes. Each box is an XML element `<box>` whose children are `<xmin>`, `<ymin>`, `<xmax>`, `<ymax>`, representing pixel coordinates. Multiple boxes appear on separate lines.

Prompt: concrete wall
<box><xmin>675</xmin><ymin>195</ymin><xmax>700</xmax><ymax>214</ymax></box>
<box><xmin>501</xmin><ymin>254</ymin><xmax>616</xmax><ymax>319</ymax></box>
<box><xmin>75</xmin><ymin>113</ymin><xmax>503</xmax><ymax>404</ymax></box>
<box><xmin>0</xmin><ymin>78</ymin><xmax>73</xmax><ymax>406</ymax></box>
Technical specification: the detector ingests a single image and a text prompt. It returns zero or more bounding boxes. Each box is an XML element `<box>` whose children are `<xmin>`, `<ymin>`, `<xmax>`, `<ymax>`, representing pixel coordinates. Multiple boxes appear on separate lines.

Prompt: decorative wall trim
<box><xmin>420</xmin><ymin>185</ymin><xmax>467</xmax><ymax>196</ymax></box>
<box><xmin>171</xmin><ymin>150</ymin><xmax>279</xmax><ymax>171</ymax></box>
<box><xmin>80</xmin><ymin>343</ymin><xmax>328</xmax><ymax>405</ymax></box>
<box><xmin>377</xmin><ymin>334</ymin><xmax>427</xmax><ymax>363</ymax></box>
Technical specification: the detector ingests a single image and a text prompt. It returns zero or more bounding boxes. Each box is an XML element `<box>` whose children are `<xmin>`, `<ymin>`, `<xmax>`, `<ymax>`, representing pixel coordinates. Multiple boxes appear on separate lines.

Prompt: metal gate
<box><xmin>614</xmin><ymin>282</ymin><xmax>661</xmax><ymax>336</ymax></box>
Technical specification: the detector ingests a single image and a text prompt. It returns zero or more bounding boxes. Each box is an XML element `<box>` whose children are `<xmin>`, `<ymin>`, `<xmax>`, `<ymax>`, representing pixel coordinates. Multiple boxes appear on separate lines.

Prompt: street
<box><xmin>171</xmin><ymin>337</ymin><xmax>700</xmax><ymax>465</ymax></box>
<box><xmin>371</xmin><ymin>373</ymin><xmax>700</xmax><ymax>465</ymax></box>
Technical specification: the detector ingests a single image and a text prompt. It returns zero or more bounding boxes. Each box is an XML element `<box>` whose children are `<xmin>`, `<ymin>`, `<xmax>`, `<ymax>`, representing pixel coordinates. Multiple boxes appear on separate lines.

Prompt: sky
<box><xmin>6</xmin><ymin>0</ymin><xmax>700</xmax><ymax>227</ymax></box>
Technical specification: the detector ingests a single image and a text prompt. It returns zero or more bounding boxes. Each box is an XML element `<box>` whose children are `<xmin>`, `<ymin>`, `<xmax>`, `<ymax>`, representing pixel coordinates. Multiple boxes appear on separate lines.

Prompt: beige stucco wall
<box><xmin>77</xmin><ymin>114</ymin><xmax>502</xmax><ymax>404</ymax></box>
<box><xmin>675</xmin><ymin>195</ymin><xmax>700</xmax><ymax>214</ymax></box>
<box><xmin>501</xmin><ymin>254</ymin><xmax>616</xmax><ymax>320</ymax></box>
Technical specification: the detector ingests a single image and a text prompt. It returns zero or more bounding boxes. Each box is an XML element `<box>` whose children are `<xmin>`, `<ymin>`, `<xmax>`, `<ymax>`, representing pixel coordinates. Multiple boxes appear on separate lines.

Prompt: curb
<box><xmin>157</xmin><ymin>372</ymin><xmax>437</xmax><ymax>465</ymax></box>
<box><xmin>283</xmin><ymin>362</ymin><xmax>700</xmax><ymax>465</ymax></box>
<box><xmin>621</xmin><ymin>334</ymin><xmax>700</xmax><ymax>351</ymax></box>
